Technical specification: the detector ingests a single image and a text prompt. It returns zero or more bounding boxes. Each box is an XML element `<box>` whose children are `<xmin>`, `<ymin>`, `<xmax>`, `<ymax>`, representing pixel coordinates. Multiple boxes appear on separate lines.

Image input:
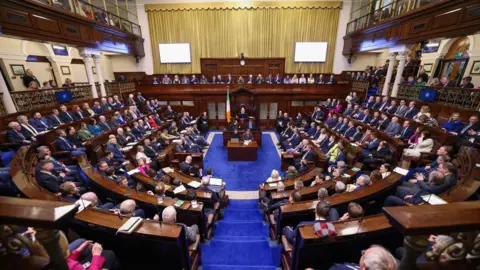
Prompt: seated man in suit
<box><xmin>182</xmin><ymin>134</ymin><xmax>203</xmax><ymax>152</ymax></box>
<box><xmin>311</xmin><ymin>106</ymin><xmax>324</xmax><ymax>122</ymax></box>
<box><xmin>351</xmin><ymin>174</ymin><xmax>371</xmax><ymax>191</ymax></box>
<box><xmin>362</xmin><ymin>141</ymin><xmax>392</xmax><ymax>170</ymax></box>
<box><xmin>162</xmin><ymin>206</ymin><xmax>198</xmax><ymax>244</ymax></box>
<box><xmin>255</xmin><ymin>74</ymin><xmax>264</xmax><ymax>84</ymax></box>
<box><xmin>403</xmin><ymin>101</ymin><xmax>418</xmax><ymax>119</ymax></box>
<box><xmin>280</xmin><ymin>124</ymin><xmax>295</xmax><ymax>142</ymax></box>
<box><xmin>180</xmin><ymin>155</ymin><xmax>202</xmax><ymax>177</ymax></box>
<box><xmin>55</xmin><ymin>129</ymin><xmax>86</xmax><ymax>157</ymax></box>
<box><xmin>383</xmin><ymin>100</ymin><xmax>397</xmax><ymax>114</ymax></box>
<box><xmin>348</xmin><ymin>126</ymin><xmax>363</xmax><ymax>142</ymax></box>
<box><xmin>97</xmin><ymin>115</ymin><xmax>112</xmax><ymax>132</ymax></box>
<box><xmin>394</xmin><ymin>120</ymin><xmax>413</xmax><ymax>142</ymax></box>
<box><xmin>282</xmin><ymin>129</ymin><xmax>301</xmax><ymax>150</ymax></box>
<box><xmin>342</xmin><ymin>103</ymin><xmax>354</xmax><ymax>116</ymax></box>
<box><xmin>242</xmin><ymin>129</ymin><xmax>254</xmax><ymax>141</ymax></box>
<box><xmin>377</xmin><ymin>113</ymin><xmax>391</xmax><ymax>131</ymax></box>
<box><xmin>237</xmin><ymin>107</ymin><xmax>249</xmax><ymax>119</ymax></box>
<box><xmin>327</xmin><ymin>74</ymin><xmax>336</xmax><ymax>84</ymax></box>
<box><xmin>377</xmin><ymin>96</ymin><xmax>390</xmax><ymax>111</ymax></box>
<box><xmin>394</xmin><ymin>100</ymin><xmax>408</xmax><ymax>117</ymax></box>
<box><xmin>6</xmin><ymin>121</ymin><xmax>33</xmax><ymax>148</ymax></box>
<box><xmin>36</xmin><ymin>159</ymin><xmax>62</xmax><ymax>193</ymax></box>
<box><xmin>106</xmin><ymin>136</ymin><xmax>125</xmax><ymax>163</ymax></box>
<box><xmin>384</xmin><ymin>171</ymin><xmax>445</xmax><ymax>207</ymax></box>
<box><xmin>231</xmin><ymin>129</ymin><xmax>241</xmax><ymax>140</ymax></box>
<box><xmin>361</xmin><ymin>133</ymin><xmax>380</xmax><ymax>158</ymax></box>
<box><xmin>245</xmin><ymin>118</ymin><xmax>256</xmax><ymax>130</ymax></box>
<box><xmin>358</xmin><ymin>109</ymin><xmax>372</xmax><ymax>123</ymax></box>
<box><xmin>49</xmin><ymin>109</ymin><xmax>64</xmax><ymax>127</ymax></box>
<box><xmin>17</xmin><ymin>115</ymin><xmax>39</xmax><ymax>140</ymax></box>
<box><xmin>294</xmin><ymin>144</ymin><xmax>316</xmax><ymax>169</ymax></box>
<box><xmin>384</xmin><ymin>116</ymin><xmax>402</xmax><ymax>136</ymax></box>
<box><xmin>283</xmin><ymin>200</ymin><xmax>331</xmax><ymax>244</ymax></box>
<box><xmin>342</xmin><ymin>121</ymin><xmax>356</xmax><ymax>138</ymax></box>
<box><xmin>116</xmin><ymin>199</ymin><xmax>145</xmax><ymax>219</ymax></box>
<box><xmin>229</xmin><ymin>119</ymin><xmax>240</xmax><ymax>131</ymax></box>
<box><xmin>325</xmin><ymin>114</ymin><xmax>338</xmax><ymax>128</ymax></box>
<box><xmin>59</xmin><ymin>105</ymin><xmax>75</xmax><ymax>123</ymax></box>
<box><xmin>368</xmin><ymin>111</ymin><xmax>381</xmax><ymax>128</ymax></box>
<box><xmin>29</xmin><ymin>112</ymin><xmax>52</xmax><ymax>132</ymax></box>
<box><xmin>363</xmin><ymin>96</ymin><xmax>375</xmax><ymax>108</ymax></box>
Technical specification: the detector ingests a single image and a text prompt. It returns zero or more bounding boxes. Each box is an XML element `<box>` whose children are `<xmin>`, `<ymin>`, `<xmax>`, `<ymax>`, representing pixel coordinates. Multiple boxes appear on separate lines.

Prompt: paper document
<box><xmin>210</xmin><ymin>178</ymin><xmax>223</xmax><ymax>186</ymax></box>
<box><xmin>75</xmin><ymin>199</ymin><xmax>91</xmax><ymax>213</ymax></box>
<box><xmin>268</xmin><ymin>183</ymin><xmax>278</xmax><ymax>188</ymax></box>
<box><xmin>117</xmin><ymin>217</ymin><xmax>143</xmax><ymax>234</ymax></box>
<box><xmin>421</xmin><ymin>194</ymin><xmax>447</xmax><ymax>205</ymax></box>
<box><xmin>173</xmin><ymin>185</ymin><xmax>186</xmax><ymax>194</ymax></box>
<box><xmin>162</xmin><ymin>167</ymin><xmax>174</xmax><ymax>174</ymax></box>
<box><xmin>188</xmin><ymin>181</ymin><xmax>201</xmax><ymax>188</ymax></box>
<box><xmin>127</xmin><ymin>168</ymin><xmax>141</xmax><ymax>175</ymax></box>
<box><xmin>121</xmin><ymin>146</ymin><xmax>133</xmax><ymax>152</ymax></box>
<box><xmin>393</xmin><ymin>167</ymin><xmax>409</xmax><ymax>176</ymax></box>
<box><xmin>127</xmin><ymin>142</ymin><xmax>137</xmax><ymax>146</ymax></box>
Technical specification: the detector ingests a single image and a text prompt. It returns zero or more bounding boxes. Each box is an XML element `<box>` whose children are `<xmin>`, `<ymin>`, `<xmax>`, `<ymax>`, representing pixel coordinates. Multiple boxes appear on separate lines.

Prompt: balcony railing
<box><xmin>31</xmin><ymin>0</ymin><xmax>141</xmax><ymax>36</ymax></box>
<box><xmin>379</xmin><ymin>83</ymin><xmax>480</xmax><ymax>111</ymax></box>
<box><xmin>347</xmin><ymin>0</ymin><xmax>442</xmax><ymax>34</ymax></box>
<box><xmin>10</xmin><ymin>85</ymin><xmax>95</xmax><ymax>111</ymax></box>
<box><xmin>105</xmin><ymin>82</ymin><xmax>136</xmax><ymax>98</ymax></box>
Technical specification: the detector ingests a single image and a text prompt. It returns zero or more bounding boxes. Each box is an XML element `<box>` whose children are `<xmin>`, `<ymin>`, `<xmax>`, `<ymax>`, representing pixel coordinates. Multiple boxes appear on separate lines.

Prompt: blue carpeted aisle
<box><xmin>203</xmin><ymin>133</ymin><xmax>281</xmax><ymax>191</ymax></box>
<box><xmin>201</xmin><ymin>200</ymin><xmax>281</xmax><ymax>270</ymax></box>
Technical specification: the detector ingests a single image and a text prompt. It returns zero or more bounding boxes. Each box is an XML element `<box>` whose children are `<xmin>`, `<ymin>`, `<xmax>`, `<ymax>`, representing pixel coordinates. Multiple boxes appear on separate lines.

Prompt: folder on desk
<box><xmin>162</xmin><ymin>167</ymin><xmax>174</xmax><ymax>174</ymax></box>
<box><xmin>117</xmin><ymin>217</ymin><xmax>143</xmax><ymax>235</ymax></box>
<box><xmin>188</xmin><ymin>181</ymin><xmax>201</xmax><ymax>188</ymax></box>
<box><xmin>393</xmin><ymin>167</ymin><xmax>409</xmax><ymax>176</ymax></box>
<box><xmin>174</xmin><ymin>185</ymin><xmax>186</xmax><ymax>194</ymax></box>
<box><xmin>127</xmin><ymin>168</ymin><xmax>140</xmax><ymax>176</ymax></box>
<box><xmin>210</xmin><ymin>178</ymin><xmax>223</xmax><ymax>186</ymax></box>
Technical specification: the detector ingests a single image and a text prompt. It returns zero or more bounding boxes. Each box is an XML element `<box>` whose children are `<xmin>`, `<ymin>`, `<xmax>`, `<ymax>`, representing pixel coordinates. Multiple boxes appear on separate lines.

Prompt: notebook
<box><xmin>173</xmin><ymin>185</ymin><xmax>186</xmax><ymax>194</ymax></box>
<box><xmin>421</xmin><ymin>194</ymin><xmax>447</xmax><ymax>205</ymax></box>
<box><xmin>188</xmin><ymin>181</ymin><xmax>201</xmax><ymax>188</ymax></box>
<box><xmin>127</xmin><ymin>168</ymin><xmax>141</xmax><ymax>175</ymax></box>
<box><xmin>231</xmin><ymin>138</ymin><xmax>239</xmax><ymax>143</ymax></box>
<box><xmin>162</xmin><ymin>167</ymin><xmax>174</xmax><ymax>174</ymax></box>
<box><xmin>393</xmin><ymin>167</ymin><xmax>409</xmax><ymax>176</ymax></box>
<box><xmin>210</xmin><ymin>178</ymin><xmax>223</xmax><ymax>186</ymax></box>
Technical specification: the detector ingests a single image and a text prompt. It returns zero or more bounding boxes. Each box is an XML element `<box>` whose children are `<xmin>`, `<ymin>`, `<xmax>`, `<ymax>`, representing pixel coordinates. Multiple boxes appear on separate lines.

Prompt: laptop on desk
<box><xmin>230</xmin><ymin>138</ymin><xmax>239</xmax><ymax>143</ymax></box>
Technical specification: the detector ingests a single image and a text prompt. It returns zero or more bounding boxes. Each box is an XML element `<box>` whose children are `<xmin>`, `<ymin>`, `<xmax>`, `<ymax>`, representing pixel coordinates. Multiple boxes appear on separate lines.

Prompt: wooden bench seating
<box><xmin>260</xmin><ymin>167</ymin><xmax>323</xmax><ymax>198</ymax></box>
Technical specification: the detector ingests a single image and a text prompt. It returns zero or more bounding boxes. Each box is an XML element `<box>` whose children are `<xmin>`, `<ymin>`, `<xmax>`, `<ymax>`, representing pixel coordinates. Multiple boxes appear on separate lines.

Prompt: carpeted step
<box><xmin>228</xmin><ymin>199</ymin><xmax>259</xmax><ymax>210</ymax></box>
<box><xmin>202</xmin><ymin>264</ymin><xmax>276</xmax><ymax>270</ymax></box>
<box><xmin>214</xmin><ymin>220</ymin><xmax>268</xmax><ymax>237</ymax></box>
<box><xmin>201</xmin><ymin>240</ymin><xmax>274</xmax><ymax>266</ymax></box>
<box><xmin>223</xmin><ymin>209</ymin><xmax>263</xmax><ymax>221</ymax></box>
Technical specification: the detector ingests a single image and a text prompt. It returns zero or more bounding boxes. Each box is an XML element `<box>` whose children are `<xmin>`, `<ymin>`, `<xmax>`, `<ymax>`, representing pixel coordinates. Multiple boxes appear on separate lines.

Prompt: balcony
<box><xmin>347</xmin><ymin>0</ymin><xmax>442</xmax><ymax>34</ymax></box>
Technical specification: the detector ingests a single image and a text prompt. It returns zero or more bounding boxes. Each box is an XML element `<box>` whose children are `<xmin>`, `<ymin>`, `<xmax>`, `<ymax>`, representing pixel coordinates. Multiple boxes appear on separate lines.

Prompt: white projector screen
<box><xmin>294</xmin><ymin>42</ymin><xmax>328</xmax><ymax>62</ymax></box>
<box><xmin>159</xmin><ymin>43</ymin><xmax>191</xmax><ymax>64</ymax></box>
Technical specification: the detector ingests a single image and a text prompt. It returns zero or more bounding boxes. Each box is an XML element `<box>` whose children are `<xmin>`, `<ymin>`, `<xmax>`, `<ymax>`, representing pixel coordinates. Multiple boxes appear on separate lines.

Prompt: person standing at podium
<box><xmin>243</xmin><ymin>129</ymin><xmax>253</xmax><ymax>141</ymax></box>
<box><xmin>237</xmin><ymin>107</ymin><xmax>248</xmax><ymax>119</ymax></box>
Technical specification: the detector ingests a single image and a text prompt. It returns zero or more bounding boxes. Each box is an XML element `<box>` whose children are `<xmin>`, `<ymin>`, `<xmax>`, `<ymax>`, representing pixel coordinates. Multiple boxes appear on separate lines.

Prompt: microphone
<box><xmin>354</xmin><ymin>217</ymin><xmax>364</xmax><ymax>236</ymax></box>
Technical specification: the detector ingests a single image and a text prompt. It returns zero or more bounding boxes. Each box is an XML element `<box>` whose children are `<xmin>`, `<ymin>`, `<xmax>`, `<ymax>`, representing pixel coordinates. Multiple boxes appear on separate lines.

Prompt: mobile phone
<box><xmin>82</xmin><ymin>262</ymin><xmax>91</xmax><ymax>269</ymax></box>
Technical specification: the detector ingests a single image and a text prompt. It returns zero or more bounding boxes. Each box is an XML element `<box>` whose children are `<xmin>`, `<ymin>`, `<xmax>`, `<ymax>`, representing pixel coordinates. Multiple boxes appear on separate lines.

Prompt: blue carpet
<box><xmin>201</xmin><ymin>200</ymin><xmax>281</xmax><ymax>269</ymax></box>
<box><xmin>203</xmin><ymin>133</ymin><xmax>281</xmax><ymax>191</ymax></box>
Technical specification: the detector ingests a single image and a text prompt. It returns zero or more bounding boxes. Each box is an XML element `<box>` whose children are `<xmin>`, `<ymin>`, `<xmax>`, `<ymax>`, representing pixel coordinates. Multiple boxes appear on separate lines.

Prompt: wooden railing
<box><xmin>105</xmin><ymin>82</ymin><xmax>136</xmax><ymax>98</ymax></box>
<box><xmin>10</xmin><ymin>85</ymin><xmax>93</xmax><ymax>111</ymax></box>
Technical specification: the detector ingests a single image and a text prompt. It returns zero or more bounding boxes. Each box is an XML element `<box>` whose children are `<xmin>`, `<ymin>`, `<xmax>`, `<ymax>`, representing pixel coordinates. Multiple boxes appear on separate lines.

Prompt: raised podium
<box><xmin>227</xmin><ymin>141</ymin><xmax>259</xmax><ymax>161</ymax></box>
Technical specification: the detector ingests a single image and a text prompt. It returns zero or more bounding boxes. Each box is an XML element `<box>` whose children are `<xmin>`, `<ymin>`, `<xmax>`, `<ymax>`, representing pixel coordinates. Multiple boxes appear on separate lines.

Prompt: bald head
<box><xmin>120</xmin><ymin>199</ymin><xmax>136</xmax><ymax>216</ymax></box>
<box><xmin>80</xmin><ymin>192</ymin><xmax>98</xmax><ymax>206</ymax></box>
<box><xmin>162</xmin><ymin>206</ymin><xmax>177</xmax><ymax>223</ymax></box>
<box><xmin>360</xmin><ymin>245</ymin><xmax>397</xmax><ymax>270</ymax></box>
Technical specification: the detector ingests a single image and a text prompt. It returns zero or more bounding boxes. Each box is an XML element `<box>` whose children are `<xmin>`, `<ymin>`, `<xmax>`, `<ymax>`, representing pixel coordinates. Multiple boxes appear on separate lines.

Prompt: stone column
<box><xmin>0</xmin><ymin>68</ymin><xmax>17</xmax><ymax>113</ymax></box>
<box><xmin>382</xmin><ymin>53</ymin><xmax>396</xmax><ymax>96</ymax></box>
<box><xmin>391</xmin><ymin>51</ymin><xmax>408</xmax><ymax>97</ymax></box>
<box><xmin>92</xmin><ymin>55</ymin><xmax>107</xmax><ymax>97</ymax></box>
<box><xmin>80</xmin><ymin>53</ymin><xmax>98</xmax><ymax>98</ymax></box>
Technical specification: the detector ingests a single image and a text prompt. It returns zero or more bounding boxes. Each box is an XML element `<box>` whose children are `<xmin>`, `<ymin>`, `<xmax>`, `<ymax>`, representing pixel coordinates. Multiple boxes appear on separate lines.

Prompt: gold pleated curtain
<box><xmin>146</xmin><ymin>2</ymin><xmax>342</xmax><ymax>74</ymax></box>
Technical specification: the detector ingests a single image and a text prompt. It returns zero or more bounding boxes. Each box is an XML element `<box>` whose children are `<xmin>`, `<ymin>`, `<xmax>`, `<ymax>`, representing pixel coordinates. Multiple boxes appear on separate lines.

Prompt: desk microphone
<box><xmin>354</xmin><ymin>217</ymin><xmax>364</xmax><ymax>236</ymax></box>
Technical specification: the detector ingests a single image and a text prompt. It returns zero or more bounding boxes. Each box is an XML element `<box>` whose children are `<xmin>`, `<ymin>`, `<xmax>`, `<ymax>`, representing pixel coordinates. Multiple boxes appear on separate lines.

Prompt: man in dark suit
<box><xmin>342</xmin><ymin>104</ymin><xmax>354</xmax><ymax>116</ymax></box>
<box><xmin>384</xmin><ymin>100</ymin><xmax>397</xmax><ymax>114</ymax></box>
<box><xmin>460</xmin><ymin>76</ymin><xmax>474</xmax><ymax>89</ymax></box>
<box><xmin>100</xmin><ymin>98</ymin><xmax>112</xmax><ymax>112</ymax></box>
<box><xmin>283</xmin><ymin>200</ymin><xmax>331</xmax><ymax>244</ymax></box>
<box><xmin>294</xmin><ymin>144</ymin><xmax>316</xmax><ymax>168</ymax></box>
<box><xmin>394</xmin><ymin>100</ymin><xmax>408</xmax><ymax>117</ymax></box>
<box><xmin>55</xmin><ymin>129</ymin><xmax>86</xmax><ymax>157</ymax></box>
<box><xmin>225</xmin><ymin>74</ymin><xmax>234</xmax><ymax>84</ymax></box>
<box><xmin>255</xmin><ymin>74</ymin><xmax>264</xmax><ymax>84</ymax></box>
<box><xmin>6</xmin><ymin>121</ymin><xmax>32</xmax><ymax>148</ymax></box>
<box><xmin>377</xmin><ymin>96</ymin><xmax>390</xmax><ymax>112</ymax></box>
<box><xmin>164</xmin><ymin>105</ymin><xmax>174</xmax><ymax>119</ymax></box>
<box><xmin>359</xmin><ymin>109</ymin><xmax>372</xmax><ymax>124</ymax></box>
<box><xmin>59</xmin><ymin>105</ymin><xmax>74</xmax><ymax>123</ymax></box>
<box><xmin>327</xmin><ymin>74</ymin><xmax>336</xmax><ymax>84</ymax></box>
<box><xmin>377</xmin><ymin>113</ymin><xmax>391</xmax><ymax>131</ymax></box>
<box><xmin>180</xmin><ymin>155</ymin><xmax>201</xmax><ymax>177</ymax></box>
<box><xmin>162</xmin><ymin>206</ymin><xmax>198</xmax><ymax>244</ymax></box>
<box><xmin>134</xmin><ymin>92</ymin><xmax>146</xmax><ymax>104</ymax></box>
<box><xmin>364</xmin><ymin>96</ymin><xmax>375</xmax><ymax>108</ymax></box>
<box><xmin>440</xmin><ymin>76</ymin><xmax>456</xmax><ymax>87</ymax></box>
<box><xmin>362</xmin><ymin>141</ymin><xmax>392</xmax><ymax>169</ymax></box>
<box><xmin>349</xmin><ymin>126</ymin><xmax>363</xmax><ymax>142</ymax></box>
<box><xmin>49</xmin><ymin>109</ymin><xmax>64</xmax><ymax>127</ymax></box>
<box><xmin>311</xmin><ymin>107</ymin><xmax>324</xmax><ymax>122</ymax></box>
<box><xmin>384</xmin><ymin>116</ymin><xmax>402</xmax><ymax>136</ymax></box>
<box><xmin>372</xmin><ymin>96</ymin><xmax>382</xmax><ymax>110</ymax></box>
<box><xmin>395</xmin><ymin>120</ymin><xmax>414</xmax><ymax>142</ymax></box>
<box><xmin>98</xmin><ymin>115</ymin><xmax>112</xmax><ymax>132</ymax></box>
<box><xmin>36</xmin><ymin>160</ymin><xmax>62</xmax><ymax>193</ymax></box>
<box><xmin>454</xmin><ymin>115</ymin><xmax>480</xmax><ymax>151</ymax></box>
<box><xmin>362</xmin><ymin>133</ymin><xmax>379</xmax><ymax>157</ymax></box>
<box><xmin>343</xmin><ymin>121</ymin><xmax>356</xmax><ymax>138</ymax></box>
<box><xmin>282</xmin><ymin>129</ymin><xmax>301</xmax><ymax>150</ymax></box>
<box><xmin>246</xmin><ymin>119</ymin><xmax>256</xmax><ymax>130</ymax></box>
<box><xmin>242</xmin><ymin>129</ymin><xmax>254</xmax><ymax>141</ymax></box>
<box><xmin>29</xmin><ymin>112</ymin><xmax>52</xmax><ymax>132</ymax></box>
<box><xmin>403</xmin><ymin>101</ymin><xmax>418</xmax><ymax>119</ymax></box>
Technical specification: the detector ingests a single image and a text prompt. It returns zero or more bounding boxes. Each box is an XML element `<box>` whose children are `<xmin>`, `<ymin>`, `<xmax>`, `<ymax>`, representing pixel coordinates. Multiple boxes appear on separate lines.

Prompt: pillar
<box><xmin>92</xmin><ymin>55</ymin><xmax>107</xmax><ymax>97</ymax></box>
<box><xmin>0</xmin><ymin>68</ymin><xmax>17</xmax><ymax>113</ymax></box>
<box><xmin>391</xmin><ymin>51</ymin><xmax>408</xmax><ymax>98</ymax></box>
<box><xmin>382</xmin><ymin>53</ymin><xmax>396</xmax><ymax>96</ymax></box>
<box><xmin>80</xmin><ymin>53</ymin><xmax>98</xmax><ymax>98</ymax></box>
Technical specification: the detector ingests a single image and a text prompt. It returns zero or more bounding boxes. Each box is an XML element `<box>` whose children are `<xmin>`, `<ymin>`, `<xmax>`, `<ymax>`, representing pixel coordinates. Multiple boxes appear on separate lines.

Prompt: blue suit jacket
<box><xmin>307</xmin><ymin>127</ymin><xmax>316</xmax><ymax>137</ymax></box>
<box><xmin>359</xmin><ymin>115</ymin><xmax>372</xmax><ymax>123</ymax></box>
<box><xmin>36</xmin><ymin>172</ymin><xmax>61</xmax><ymax>193</ymax></box>
<box><xmin>326</xmin><ymin>118</ymin><xmax>338</xmax><ymax>128</ymax></box>
<box><xmin>290</xmin><ymin>134</ymin><xmax>301</xmax><ymax>146</ymax></box>
<box><xmin>404</xmin><ymin>108</ymin><xmax>418</xmax><ymax>119</ymax></box>
<box><xmin>399</xmin><ymin>127</ymin><xmax>414</xmax><ymax>141</ymax></box>
<box><xmin>344</xmin><ymin>127</ymin><xmax>356</xmax><ymax>138</ymax></box>
<box><xmin>29</xmin><ymin>118</ymin><xmax>51</xmax><ymax>132</ymax></box>
<box><xmin>106</xmin><ymin>143</ymin><xmax>124</xmax><ymax>163</ymax></box>
<box><xmin>6</xmin><ymin>129</ymin><xmax>26</xmax><ymax>144</ymax></box>
<box><xmin>59</xmin><ymin>111</ymin><xmax>74</xmax><ymax>123</ymax></box>
<box><xmin>56</xmin><ymin>137</ymin><xmax>76</xmax><ymax>152</ymax></box>
<box><xmin>366</xmin><ymin>139</ymin><xmax>379</xmax><ymax>151</ymax></box>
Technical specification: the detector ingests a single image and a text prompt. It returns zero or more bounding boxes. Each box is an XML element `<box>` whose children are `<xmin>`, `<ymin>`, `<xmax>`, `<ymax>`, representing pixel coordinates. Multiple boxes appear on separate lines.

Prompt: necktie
<box><xmin>24</xmin><ymin>124</ymin><xmax>38</xmax><ymax>135</ymax></box>
<box><xmin>401</xmin><ymin>128</ymin><xmax>406</xmax><ymax>137</ymax></box>
<box><xmin>62</xmin><ymin>137</ymin><xmax>72</xmax><ymax>148</ymax></box>
<box><xmin>67</xmin><ymin>112</ymin><xmax>73</xmax><ymax>121</ymax></box>
<box><xmin>55</xmin><ymin>116</ymin><xmax>62</xmax><ymax>124</ymax></box>
<box><xmin>40</xmin><ymin>119</ymin><xmax>48</xmax><ymax>128</ymax></box>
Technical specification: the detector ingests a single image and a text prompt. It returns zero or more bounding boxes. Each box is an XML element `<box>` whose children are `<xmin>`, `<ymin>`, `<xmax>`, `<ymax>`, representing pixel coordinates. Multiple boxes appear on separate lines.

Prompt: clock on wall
<box><xmin>240</xmin><ymin>52</ymin><xmax>245</xmax><ymax>66</ymax></box>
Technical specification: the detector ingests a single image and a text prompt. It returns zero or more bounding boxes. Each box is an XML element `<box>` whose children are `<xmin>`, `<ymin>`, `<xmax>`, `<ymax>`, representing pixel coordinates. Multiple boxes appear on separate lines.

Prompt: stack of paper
<box><xmin>268</xmin><ymin>183</ymin><xmax>278</xmax><ymax>188</ymax></box>
<box><xmin>127</xmin><ymin>168</ymin><xmax>141</xmax><ymax>175</ymax></box>
<box><xmin>393</xmin><ymin>167</ymin><xmax>409</xmax><ymax>176</ymax></box>
<box><xmin>421</xmin><ymin>194</ymin><xmax>448</xmax><ymax>205</ymax></box>
<box><xmin>75</xmin><ymin>199</ymin><xmax>91</xmax><ymax>213</ymax></box>
<box><xmin>210</xmin><ymin>178</ymin><xmax>223</xmax><ymax>186</ymax></box>
<box><xmin>162</xmin><ymin>167</ymin><xmax>174</xmax><ymax>174</ymax></box>
<box><xmin>173</xmin><ymin>185</ymin><xmax>186</xmax><ymax>194</ymax></box>
<box><xmin>127</xmin><ymin>142</ymin><xmax>137</xmax><ymax>146</ymax></box>
<box><xmin>188</xmin><ymin>181</ymin><xmax>201</xmax><ymax>188</ymax></box>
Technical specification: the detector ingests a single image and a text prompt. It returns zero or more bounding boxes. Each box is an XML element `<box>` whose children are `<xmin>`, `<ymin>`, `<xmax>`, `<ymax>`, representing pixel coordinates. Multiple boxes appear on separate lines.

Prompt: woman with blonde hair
<box><xmin>413</xmin><ymin>105</ymin><xmax>431</xmax><ymax>122</ymax></box>
<box><xmin>266</xmin><ymin>169</ymin><xmax>282</xmax><ymax>183</ymax></box>
<box><xmin>441</xmin><ymin>112</ymin><xmax>463</xmax><ymax>133</ymax></box>
<box><xmin>291</xmin><ymin>74</ymin><xmax>299</xmax><ymax>84</ymax></box>
<box><xmin>427</xmin><ymin>77</ymin><xmax>440</xmax><ymax>87</ymax></box>
<box><xmin>28</xmin><ymin>80</ymin><xmax>40</xmax><ymax>90</ymax></box>
<box><xmin>78</xmin><ymin>122</ymin><xmax>94</xmax><ymax>141</ymax></box>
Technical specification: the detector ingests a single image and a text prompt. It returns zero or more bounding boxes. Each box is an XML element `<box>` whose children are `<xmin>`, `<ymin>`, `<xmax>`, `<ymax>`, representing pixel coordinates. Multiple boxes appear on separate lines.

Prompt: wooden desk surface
<box><xmin>227</xmin><ymin>141</ymin><xmax>259</xmax><ymax>148</ymax></box>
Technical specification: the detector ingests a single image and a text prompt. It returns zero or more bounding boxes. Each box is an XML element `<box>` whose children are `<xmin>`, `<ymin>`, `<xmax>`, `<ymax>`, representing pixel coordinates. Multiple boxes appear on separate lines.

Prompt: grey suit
<box><xmin>385</xmin><ymin>122</ymin><xmax>401</xmax><ymax>136</ymax></box>
<box><xmin>394</xmin><ymin>106</ymin><xmax>407</xmax><ymax>117</ymax></box>
<box><xmin>182</xmin><ymin>224</ymin><xmax>199</xmax><ymax>244</ymax></box>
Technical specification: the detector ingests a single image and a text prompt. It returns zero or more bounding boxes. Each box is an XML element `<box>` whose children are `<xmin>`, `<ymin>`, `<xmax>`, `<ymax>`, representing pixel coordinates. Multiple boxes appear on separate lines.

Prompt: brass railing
<box><xmin>352</xmin><ymin>80</ymin><xmax>371</xmax><ymax>93</ymax></box>
<box><xmin>10</xmin><ymin>85</ymin><xmax>93</xmax><ymax>111</ymax></box>
<box><xmin>347</xmin><ymin>0</ymin><xmax>442</xmax><ymax>34</ymax></box>
<box><xmin>396</xmin><ymin>84</ymin><xmax>480</xmax><ymax>110</ymax></box>
<box><xmin>0</xmin><ymin>93</ymin><xmax>7</xmax><ymax>115</ymax></box>
<box><xmin>105</xmin><ymin>82</ymin><xmax>136</xmax><ymax>98</ymax></box>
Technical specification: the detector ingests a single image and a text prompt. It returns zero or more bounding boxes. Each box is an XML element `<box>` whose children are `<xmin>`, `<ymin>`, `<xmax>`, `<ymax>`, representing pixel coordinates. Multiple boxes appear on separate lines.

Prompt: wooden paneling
<box><xmin>343</xmin><ymin>0</ymin><xmax>480</xmax><ymax>54</ymax></box>
<box><xmin>200</xmin><ymin>58</ymin><xmax>286</xmax><ymax>78</ymax></box>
